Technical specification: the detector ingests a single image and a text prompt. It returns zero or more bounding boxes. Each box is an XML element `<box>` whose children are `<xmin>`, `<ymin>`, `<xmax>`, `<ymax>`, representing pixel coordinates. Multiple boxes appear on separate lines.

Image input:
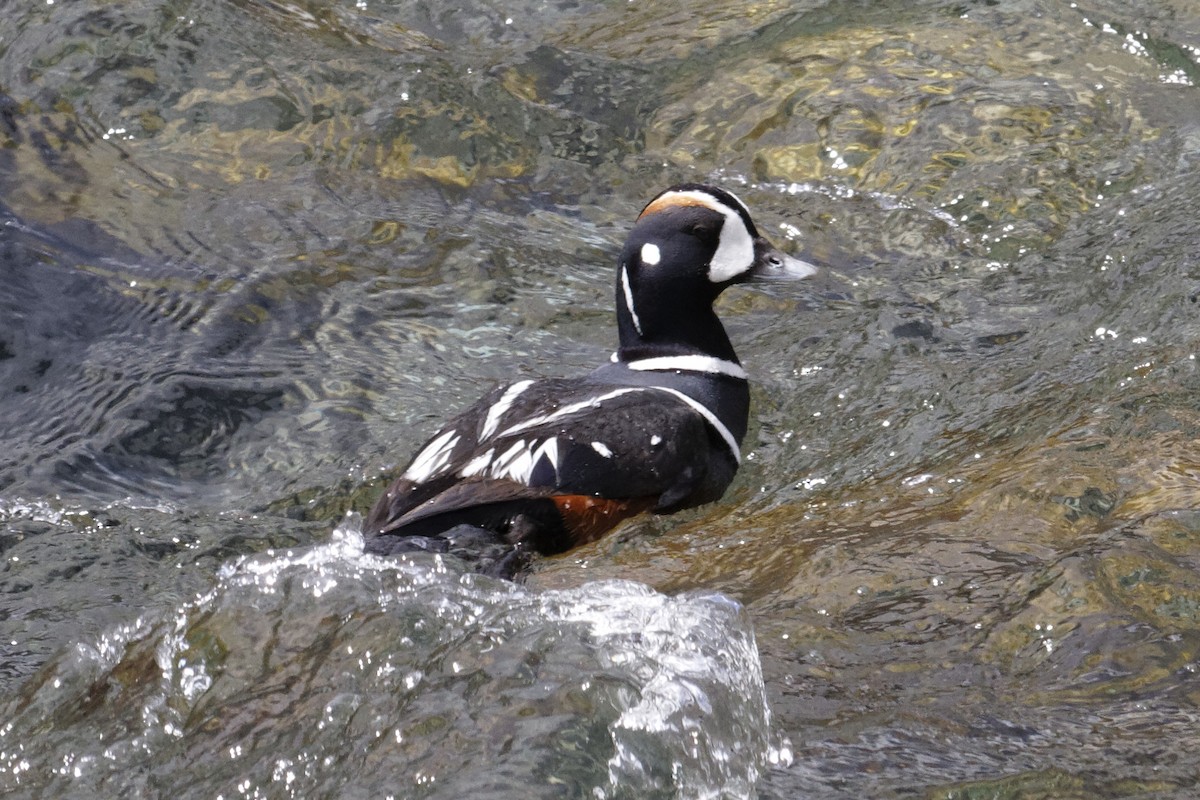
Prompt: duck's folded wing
<box><xmin>364</xmin><ymin>382</ymin><xmax>738</xmax><ymax>540</ymax></box>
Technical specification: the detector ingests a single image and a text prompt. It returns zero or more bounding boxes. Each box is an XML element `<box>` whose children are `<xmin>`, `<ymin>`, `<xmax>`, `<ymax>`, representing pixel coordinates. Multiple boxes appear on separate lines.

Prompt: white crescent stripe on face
<box><xmin>481</xmin><ymin>379</ymin><xmax>535</xmax><ymax>439</ymax></box>
<box><xmin>646</xmin><ymin>189</ymin><xmax>756</xmax><ymax>283</ymax></box>
<box><xmin>708</xmin><ymin>215</ymin><xmax>754</xmax><ymax>283</ymax></box>
<box><xmin>626</xmin><ymin>355</ymin><xmax>748</xmax><ymax>380</ymax></box>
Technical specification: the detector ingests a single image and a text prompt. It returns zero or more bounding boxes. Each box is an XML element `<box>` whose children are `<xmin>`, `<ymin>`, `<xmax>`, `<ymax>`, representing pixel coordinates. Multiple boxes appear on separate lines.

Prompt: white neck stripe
<box><xmin>626</xmin><ymin>355</ymin><xmax>748</xmax><ymax>380</ymax></box>
<box><xmin>620</xmin><ymin>265</ymin><xmax>642</xmax><ymax>336</ymax></box>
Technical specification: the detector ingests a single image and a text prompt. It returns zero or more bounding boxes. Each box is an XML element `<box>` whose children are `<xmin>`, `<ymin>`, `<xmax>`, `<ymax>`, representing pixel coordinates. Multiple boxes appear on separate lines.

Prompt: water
<box><xmin>3</xmin><ymin>0</ymin><xmax>1200</xmax><ymax>797</ymax></box>
<box><xmin>2</xmin><ymin>520</ymin><xmax>778</xmax><ymax>798</ymax></box>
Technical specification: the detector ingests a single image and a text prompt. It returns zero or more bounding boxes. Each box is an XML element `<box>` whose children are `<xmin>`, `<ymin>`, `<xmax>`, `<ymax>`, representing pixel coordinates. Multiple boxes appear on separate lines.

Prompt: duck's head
<box><xmin>615</xmin><ymin>183</ymin><xmax>818</xmax><ymax>360</ymax></box>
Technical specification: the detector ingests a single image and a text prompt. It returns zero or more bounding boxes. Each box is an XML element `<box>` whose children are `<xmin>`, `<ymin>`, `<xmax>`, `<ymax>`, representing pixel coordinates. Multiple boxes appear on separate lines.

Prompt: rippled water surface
<box><xmin>3</xmin><ymin>0</ymin><xmax>1200</xmax><ymax>797</ymax></box>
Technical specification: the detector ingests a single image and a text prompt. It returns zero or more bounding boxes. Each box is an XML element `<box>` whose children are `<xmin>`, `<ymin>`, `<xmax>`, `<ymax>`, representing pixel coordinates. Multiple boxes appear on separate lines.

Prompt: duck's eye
<box><xmin>767</xmin><ymin>254</ymin><xmax>783</xmax><ymax>267</ymax></box>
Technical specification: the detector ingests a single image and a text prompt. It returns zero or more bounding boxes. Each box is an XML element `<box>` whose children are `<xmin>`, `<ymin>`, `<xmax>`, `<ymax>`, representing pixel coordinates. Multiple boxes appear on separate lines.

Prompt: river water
<box><xmin>2</xmin><ymin>0</ymin><xmax>1200</xmax><ymax>797</ymax></box>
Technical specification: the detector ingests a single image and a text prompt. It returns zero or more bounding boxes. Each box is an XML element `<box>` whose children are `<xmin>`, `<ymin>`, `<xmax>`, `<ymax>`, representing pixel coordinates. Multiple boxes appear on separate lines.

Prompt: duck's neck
<box><xmin>619</xmin><ymin>267</ymin><xmax>739</xmax><ymax>362</ymax></box>
<box><xmin>614</xmin><ymin>290</ymin><xmax>740</xmax><ymax>364</ymax></box>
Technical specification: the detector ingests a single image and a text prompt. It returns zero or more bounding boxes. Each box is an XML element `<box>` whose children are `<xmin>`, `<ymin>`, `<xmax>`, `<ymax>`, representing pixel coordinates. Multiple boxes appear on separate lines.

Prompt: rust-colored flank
<box><xmin>550</xmin><ymin>494</ymin><xmax>655</xmax><ymax>545</ymax></box>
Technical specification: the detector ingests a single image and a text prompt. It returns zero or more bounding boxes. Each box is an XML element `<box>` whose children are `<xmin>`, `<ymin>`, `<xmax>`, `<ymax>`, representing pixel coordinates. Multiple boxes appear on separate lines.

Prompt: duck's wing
<box><xmin>363</xmin><ymin>378</ymin><xmax>738</xmax><ymax>552</ymax></box>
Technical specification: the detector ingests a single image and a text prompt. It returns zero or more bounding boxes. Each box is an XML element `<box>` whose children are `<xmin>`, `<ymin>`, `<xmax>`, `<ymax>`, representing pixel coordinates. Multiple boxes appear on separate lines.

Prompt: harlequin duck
<box><xmin>364</xmin><ymin>183</ymin><xmax>817</xmax><ymax>576</ymax></box>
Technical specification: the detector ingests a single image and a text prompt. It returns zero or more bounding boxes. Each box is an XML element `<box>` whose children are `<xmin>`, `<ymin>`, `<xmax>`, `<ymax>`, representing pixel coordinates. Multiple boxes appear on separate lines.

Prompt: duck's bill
<box><xmin>751</xmin><ymin>239</ymin><xmax>820</xmax><ymax>281</ymax></box>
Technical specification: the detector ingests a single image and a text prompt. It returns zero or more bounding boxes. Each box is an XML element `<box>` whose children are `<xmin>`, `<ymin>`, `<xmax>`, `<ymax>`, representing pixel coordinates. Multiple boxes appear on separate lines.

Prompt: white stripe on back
<box><xmin>481</xmin><ymin>379</ymin><xmax>535</xmax><ymax>439</ymax></box>
<box><xmin>498</xmin><ymin>388</ymin><xmax>644</xmax><ymax>437</ymax></box>
<box><xmin>479</xmin><ymin>437</ymin><xmax>560</xmax><ymax>485</ymax></box>
<box><xmin>402</xmin><ymin>429</ymin><xmax>460</xmax><ymax>483</ymax></box>
<box><xmin>459</xmin><ymin>447</ymin><xmax>495</xmax><ymax>478</ymax></box>
<box><xmin>498</xmin><ymin>386</ymin><xmax>740</xmax><ymax>464</ymax></box>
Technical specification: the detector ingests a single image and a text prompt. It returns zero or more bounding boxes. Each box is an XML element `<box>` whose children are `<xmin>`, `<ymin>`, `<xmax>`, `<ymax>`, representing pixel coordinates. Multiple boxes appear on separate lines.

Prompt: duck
<box><xmin>363</xmin><ymin>183</ymin><xmax>817</xmax><ymax>577</ymax></box>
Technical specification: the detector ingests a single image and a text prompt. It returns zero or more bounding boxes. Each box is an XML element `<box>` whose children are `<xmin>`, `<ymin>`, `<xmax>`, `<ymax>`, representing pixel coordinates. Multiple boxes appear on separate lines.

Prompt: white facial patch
<box><xmin>706</xmin><ymin>207</ymin><xmax>754</xmax><ymax>283</ymax></box>
<box><xmin>649</xmin><ymin>189</ymin><xmax>755</xmax><ymax>284</ymax></box>
<box><xmin>640</xmin><ymin>242</ymin><xmax>661</xmax><ymax>266</ymax></box>
<box><xmin>590</xmin><ymin>441</ymin><xmax>613</xmax><ymax>458</ymax></box>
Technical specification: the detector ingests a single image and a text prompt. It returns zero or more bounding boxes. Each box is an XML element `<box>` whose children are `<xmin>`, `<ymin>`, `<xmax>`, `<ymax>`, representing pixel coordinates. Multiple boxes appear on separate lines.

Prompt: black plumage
<box><xmin>363</xmin><ymin>184</ymin><xmax>817</xmax><ymax>576</ymax></box>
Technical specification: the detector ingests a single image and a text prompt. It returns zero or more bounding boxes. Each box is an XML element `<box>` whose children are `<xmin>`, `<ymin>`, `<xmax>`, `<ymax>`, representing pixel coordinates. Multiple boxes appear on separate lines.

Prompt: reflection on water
<box><xmin>2</xmin><ymin>0</ymin><xmax>1200</xmax><ymax>797</ymax></box>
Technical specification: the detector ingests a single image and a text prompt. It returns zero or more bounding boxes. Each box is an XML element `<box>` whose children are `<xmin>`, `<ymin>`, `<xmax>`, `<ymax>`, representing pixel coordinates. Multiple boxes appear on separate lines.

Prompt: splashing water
<box><xmin>0</xmin><ymin>517</ymin><xmax>782</xmax><ymax>799</ymax></box>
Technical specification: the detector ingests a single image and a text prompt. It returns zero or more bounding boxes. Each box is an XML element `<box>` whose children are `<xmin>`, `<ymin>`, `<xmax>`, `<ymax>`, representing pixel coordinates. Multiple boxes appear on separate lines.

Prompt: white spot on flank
<box><xmin>402</xmin><ymin>429</ymin><xmax>460</xmax><ymax>483</ymax></box>
<box><xmin>481</xmin><ymin>379</ymin><xmax>534</xmax><ymax>438</ymax></box>
<box><xmin>591</xmin><ymin>441</ymin><xmax>613</xmax><ymax>458</ymax></box>
<box><xmin>620</xmin><ymin>265</ymin><xmax>642</xmax><ymax>336</ymax></box>
<box><xmin>640</xmin><ymin>242</ymin><xmax>661</xmax><ymax>265</ymax></box>
<box><xmin>650</xmin><ymin>435</ymin><xmax>662</xmax><ymax>446</ymax></box>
